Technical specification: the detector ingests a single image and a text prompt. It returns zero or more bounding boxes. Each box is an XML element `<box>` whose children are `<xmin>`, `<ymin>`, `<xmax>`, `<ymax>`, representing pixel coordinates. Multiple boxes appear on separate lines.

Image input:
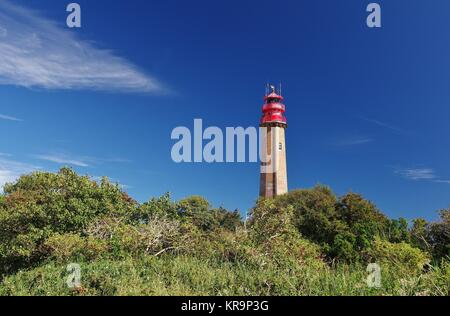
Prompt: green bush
<box><xmin>366</xmin><ymin>239</ymin><xmax>430</xmax><ymax>275</ymax></box>
<box><xmin>129</xmin><ymin>193</ymin><xmax>178</xmax><ymax>223</ymax></box>
<box><xmin>330</xmin><ymin>232</ymin><xmax>358</xmax><ymax>262</ymax></box>
<box><xmin>428</xmin><ymin>209</ymin><xmax>450</xmax><ymax>260</ymax></box>
<box><xmin>177</xmin><ymin>196</ymin><xmax>219</xmax><ymax>231</ymax></box>
<box><xmin>0</xmin><ymin>168</ymin><xmax>448</xmax><ymax>296</ymax></box>
<box><xmin>0</xmin><ymin>168</ymin><xmax>136</xmax><ymax>275</ymax></box>
<box><xmin>250</xmin><ymin>198</ymin><xmax>296</xmax><ymax>244</ymax></box>
<box><xmin>85</xmin><ymin>215</ymin><xmax>183</xmax><ymax>257</ymax></box>
<box><xmin>0</xmin><ymin>255</ymin><xmax>447</xmax><ymax>296</ymax></box>
<box><xmin>276</xmin><ymin>186</ymin><xmax>340</xmax><ymax>246</ymax></box>
<box><xmin>408</xmin><ymin>210</ymin><xmax>449</xmax><ymax>261</ymax></box>
<box><xmin>271</xmin><ymin>188</ymin><xmax>392</xmax><ymax>262</ymax></box>
<box><xmin>43</xmin><ymin>233</ymin><xmax>109</xmax><ymax>262</ymax></box>
<box><xmin>130</xmin><ymin>195</ymin><xmax>241</xmax><ymax>233</ymax></box>
<box><xmin>249</xmin><ymin>198</ymin><xmax>326</xmax><ymax>270</ymax></box>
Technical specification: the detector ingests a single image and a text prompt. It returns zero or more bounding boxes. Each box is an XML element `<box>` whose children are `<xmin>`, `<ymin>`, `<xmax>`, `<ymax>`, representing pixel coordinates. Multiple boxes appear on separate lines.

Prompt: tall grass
<box><xmin>0</xmin><ymin>254</ymin><xmax>448</xmax><ymax>296</ymax></box>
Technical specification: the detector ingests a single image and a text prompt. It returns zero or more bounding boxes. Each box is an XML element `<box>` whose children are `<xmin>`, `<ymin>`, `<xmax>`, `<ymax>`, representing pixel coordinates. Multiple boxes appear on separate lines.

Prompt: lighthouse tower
<box><xmin>259</xmin><ymin>85</ymin><xmax>288</xmax><ymax>198</ymax></box>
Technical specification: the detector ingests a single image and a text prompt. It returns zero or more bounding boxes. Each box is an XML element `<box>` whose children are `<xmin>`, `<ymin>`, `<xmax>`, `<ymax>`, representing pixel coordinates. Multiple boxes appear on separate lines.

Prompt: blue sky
<box><xmin>0</xmin><ymin>0</ymin><xmax>449</xmax><ymax>221</ymax></box>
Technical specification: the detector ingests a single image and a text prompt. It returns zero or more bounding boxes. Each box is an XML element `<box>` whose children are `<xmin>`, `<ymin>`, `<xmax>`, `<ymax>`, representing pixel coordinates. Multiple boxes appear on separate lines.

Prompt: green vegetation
<box><xmin>0</xmin><ymin>168</ymin><xmax>448</xmax><ymax>296</ymax></box>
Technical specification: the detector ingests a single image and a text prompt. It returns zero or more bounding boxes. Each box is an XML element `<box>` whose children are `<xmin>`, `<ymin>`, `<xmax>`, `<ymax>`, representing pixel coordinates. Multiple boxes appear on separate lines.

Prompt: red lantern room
<box><xmin>260</xmin><ymin>85</ymin><xmax>287</xmax><ymax>126</ymax></box>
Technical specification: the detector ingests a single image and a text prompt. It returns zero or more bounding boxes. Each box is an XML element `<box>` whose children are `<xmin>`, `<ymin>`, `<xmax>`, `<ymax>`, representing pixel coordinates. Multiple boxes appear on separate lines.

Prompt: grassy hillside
<box><xmin>0</xmin><ymin>168</ymin><xmax>448</xmax><ymax>296</ymax></box>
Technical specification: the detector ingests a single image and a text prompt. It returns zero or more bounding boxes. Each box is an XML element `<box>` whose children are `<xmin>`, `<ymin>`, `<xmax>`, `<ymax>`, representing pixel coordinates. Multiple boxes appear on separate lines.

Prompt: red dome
<box><xmin>260</xmin><ymin>91</ymin><xmax>287</xmax><ymax>126</ymax></box>
<box><xmin>264</xmin><ymin>92</ymin><xmax>284</xmax><ymax>101</ymax></box>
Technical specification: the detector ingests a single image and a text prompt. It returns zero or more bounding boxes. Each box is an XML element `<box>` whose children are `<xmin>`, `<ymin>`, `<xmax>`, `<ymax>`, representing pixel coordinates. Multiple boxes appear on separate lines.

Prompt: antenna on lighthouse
<box><xmin>279</xmin><ymin>82</ymin><xmax>282</xmax><ymax>96</ymax></box>
<box><xmin>270</xmin><ymin>84</ymin><xmax>276</xmax><ymax>94</ymax></box>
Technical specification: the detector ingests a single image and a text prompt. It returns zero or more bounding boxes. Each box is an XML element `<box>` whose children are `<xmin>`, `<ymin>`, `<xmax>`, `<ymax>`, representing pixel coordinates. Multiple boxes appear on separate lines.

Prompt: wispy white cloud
<box><xmin>395</xmin><ymin>167</ymin><xmax>450</xmax><ymax>184</ymax></box>
<box><xmin>434</xmin><ymin>180</ymin><xmax>450</xmax><ymax>184</ymax></box>
<box><xmin>99</xmin><ymin>157</ymin><xmax>132</xmax><ymax>164</ymax></box>
<box><xmin>0</xmin><ymin>25</ymin><xmax>6</xmax><ymax>37</ymax></box>
<box><xmin>0</xmin><ymin>158</ymin><xmax>39</xmax><ymax>190</ymax></box>
<box><xmin>396</xmin><ymin>168</ymin><xmax>436</xmax><ymax>180</ymax></box>
<box><xmin>33</xmin><ymin>154</ymin><xmax>89</xmax><ymax>167</ymax></box>
<box><xmin>0</xmin><ymin>113</ymin><xmax>23</xmax><ymax>121</ymax></box>
<box><xmin>0</xmin><ymin>1</ymin><xmax>165</xmax><ymax>93</ymax></box>
<box><xmin>335</xmin><ymin>137</ymin><xmax>373</xmax><ymax>146</ymax></box>
<box><xmin>361</xmin><ymin>117</ymin><xmax>408</xmax><ymax>134</ymax></box>
<box><xmin>0</xmin><ymin>153</ymin><xmax>131</xmax><ymax>191</ymax></box>
<box><xmin>32</xmin><ymin>152</ymin><xmax>131</xmax><ymax>168</ymax></box>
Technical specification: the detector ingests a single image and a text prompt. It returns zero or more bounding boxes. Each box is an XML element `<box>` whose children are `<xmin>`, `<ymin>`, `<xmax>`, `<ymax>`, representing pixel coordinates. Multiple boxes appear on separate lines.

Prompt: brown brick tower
<box><xmin>259</xmin><ymin>85</ymin><xmax>288</xmax><ymax>198</ymax></box>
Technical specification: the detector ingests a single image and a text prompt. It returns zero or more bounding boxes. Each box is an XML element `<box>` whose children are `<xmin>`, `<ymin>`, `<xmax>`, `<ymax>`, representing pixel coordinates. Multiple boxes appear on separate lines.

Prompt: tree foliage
<box><xmin>428</xmin><ymin>209</ymin><xmax>450</xmax><ymax>260</ymax></box>
<box><xmin>0</xmin><ymin>168</ymin><xmax>447</xmax><ymax>296</ymax></box>
<box><xmin>366</xmin><ymin>239</ymin><xmax>430</xmax><ymax>275</ymax></box>
<box><xmin>0</xmin><ymin>168</ymin><xmax>136</xmax><ymax>274</ymax></box>
<box><xmin>270</xmin><ymin>187</ymin><xmax>393</xmax><ymax>262</ymax></box>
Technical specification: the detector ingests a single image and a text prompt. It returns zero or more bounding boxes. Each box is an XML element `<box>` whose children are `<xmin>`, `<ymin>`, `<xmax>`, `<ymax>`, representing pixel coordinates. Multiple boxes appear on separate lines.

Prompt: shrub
<box><xmin>130</xmin><ymin>195</ymin><xmax>241</xmax><ymax>233</ymax></box>
<box><xmin>276</xmin><ymin>186</ymin><xmax>340</xmax><ymax>245</ymax></box>
<box><xmin>0</xmin><ymin>168</ymin><xmax>447</xmax><ymax>296</ymax></box>
<box><xmin>85</xmin><ymin>215</ymin><xmax>183</xmax><ymax>257</ymax></box>
<box><xmin>249</xmin><ymin>198</ymin><xmax>326</xmax><ymax>270</ymax></box>
<box><xmin>388</xmin><ymin>218</ymin><xmax>411</xmax><ymax>243</ymax></box>
<box><xmin>410</xmin><ymin>218</ymin><xmax>430</xmax><ymax>252</ymax></box>
<box><xmin>250</xmin><ymin>198</ymin><xmax>296</xmax><ymax>244</ymax></box>
<box><xmin>183</xmin><ymin>227</ymin><xmax>256</xmax><ymax>265</ymax></box>
<box><xmin>43</xmin><ymin>233</ymin><xmax>109</xmax><ymax>262</ymax></box>
<box><xmin>177</xmin><ymin>196</ymin><xmax>219</xmax><ymax>231</ymax></box>
<box><xmin>428</xmin><ymin>209</ymin><xmax>450</xmax><ymax>260</ymax></box>
<box><xmin>0</xmin><ymin>168</ymin><xmax>136</xmax><ymax>274</ymax></box>
<box><xmin>366</xmin><ymin>239</ymin><xmax>430</xmax><ymax>275</ymax></box>
<box><xmin>129</xmin><ymin>193</ymin><xmax>178</xmax><ymax>224</ymax></box>
<box><xmin>212</xmin><ymin>208</ymin><xmax>242</xmax><ymax>232</ymax></box>
<box><xmin>330</xmin><ymin>233</ymin><xmax>358</xmax><ymax>262</ymax></box>
<box><xmin>271</xmin><ymin>188</ymin><xmax>392</xmax><ymax>262</ymax></box>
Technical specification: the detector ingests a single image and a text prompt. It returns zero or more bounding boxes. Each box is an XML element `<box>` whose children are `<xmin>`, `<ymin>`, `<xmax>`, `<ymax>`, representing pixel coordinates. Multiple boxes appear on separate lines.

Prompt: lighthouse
<box><xmin>259</xmin><ymin>85</ymin><xmax>288</xmax><ymax>198</ymax></box>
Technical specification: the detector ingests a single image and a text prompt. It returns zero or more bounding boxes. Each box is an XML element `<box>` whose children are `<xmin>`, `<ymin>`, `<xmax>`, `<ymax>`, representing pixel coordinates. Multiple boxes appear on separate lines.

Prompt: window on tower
<box><xmin>279</xmin><ymin>143</ymin><xmax>283</xmax><ymax>151</ymax></box>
